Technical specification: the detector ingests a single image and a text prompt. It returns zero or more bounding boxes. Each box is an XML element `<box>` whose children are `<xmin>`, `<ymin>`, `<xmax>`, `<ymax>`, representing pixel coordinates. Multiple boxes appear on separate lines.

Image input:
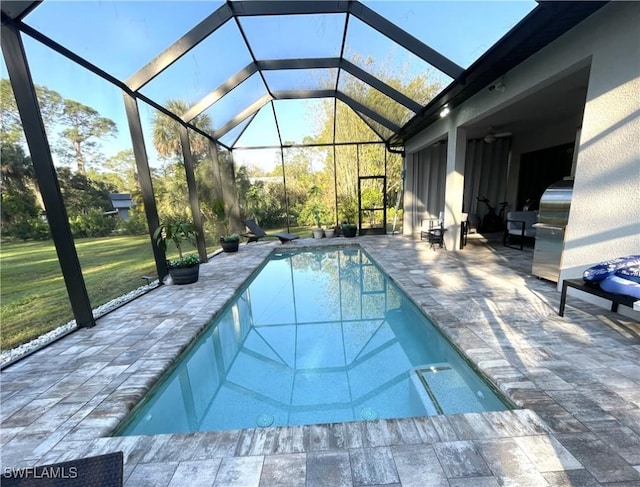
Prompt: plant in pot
<box><xmin>312</xmin><ymin>209</ymin><xmax>324</xmax><ymax>239</ymax></box>
<box><xmin>153</xmin><ymin>220</ymin><xmax>200</xmax><ymax>285</ymax></box>
<box><xmin>342</xmin><ymin>222</ymin><xmax>357</xmax><ymax>238</ymax></box>
<box><xmin>324</xmin><ymin>224</ymin><xmax>335</xmax><ymax>238</ymax></box>
<box><xmin>339</xmin><ymin>198</ymin><xmax>358</xmax><ymax>237</ymax></box>
<box><xmin>220</xmin><ymin>233</ymin><xmax>240</xmax><ymax>252</ymax></box>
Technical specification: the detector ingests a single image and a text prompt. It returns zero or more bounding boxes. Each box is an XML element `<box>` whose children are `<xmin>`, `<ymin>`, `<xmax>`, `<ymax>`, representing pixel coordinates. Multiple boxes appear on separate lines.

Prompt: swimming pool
<box><xmin>116</xmin><ymin>247</ymin><xmax>509</xmax><ymax>435</ymax></box>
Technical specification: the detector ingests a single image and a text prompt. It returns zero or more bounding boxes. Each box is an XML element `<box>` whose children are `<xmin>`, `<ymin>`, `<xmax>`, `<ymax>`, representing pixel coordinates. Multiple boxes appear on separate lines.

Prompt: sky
<box><xmin>2</xmin><ymin>0</ymin><xmax>536</xmax><ymax>172</ymax></box>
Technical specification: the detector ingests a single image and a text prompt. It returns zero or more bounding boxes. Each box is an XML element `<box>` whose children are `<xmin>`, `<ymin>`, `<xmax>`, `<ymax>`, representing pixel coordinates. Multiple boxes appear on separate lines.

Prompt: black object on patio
<box><xmin>242</xmin><ymin>219</ymin><xmax>299</xmax><ymax>244</ymax></box>
<box><xmin>1</xmin><ymin>452</ymin><xmax>123</xmax><ymax>487</ymax></box>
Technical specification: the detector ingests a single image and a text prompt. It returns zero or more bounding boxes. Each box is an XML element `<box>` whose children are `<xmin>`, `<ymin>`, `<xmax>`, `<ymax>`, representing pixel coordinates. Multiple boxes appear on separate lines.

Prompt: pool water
<box><xmin>117</xmin><ymin>247</ymin><xmax>509</xmax><ymax>435</ymax></box>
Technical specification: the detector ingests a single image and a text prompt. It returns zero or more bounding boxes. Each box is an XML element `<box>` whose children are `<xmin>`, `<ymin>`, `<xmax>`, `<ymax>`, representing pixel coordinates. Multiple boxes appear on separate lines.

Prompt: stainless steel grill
<box><xmin>531</xmin><ymin>177</ymin><xmax>574</xmax><ymax>282</ymax></box>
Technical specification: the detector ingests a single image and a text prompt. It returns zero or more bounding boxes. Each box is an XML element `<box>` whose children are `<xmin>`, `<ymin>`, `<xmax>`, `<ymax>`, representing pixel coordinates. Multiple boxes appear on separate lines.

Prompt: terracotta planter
<box><xmin>169</xmin><ymin>264</ymin><xmax>200</xmax><ymax>285</ymax></box>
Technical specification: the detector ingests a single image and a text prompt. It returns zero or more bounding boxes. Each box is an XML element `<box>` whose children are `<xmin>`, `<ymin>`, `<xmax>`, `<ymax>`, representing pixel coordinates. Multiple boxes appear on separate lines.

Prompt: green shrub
<box><xmin>118</xmin><ymin>210</ymin><xmax>148</xmax><ymax>235</ymax></box>
<box><xmin>69</xmin><ymin>209</ymin><xmax>118</xmax><ymax>238</ymax></box>
<box><xmin>3</xmin><ymin>217</ymin><xmax>50</xmax><ymax>241</ymax></box>
<box><xmin>29</xmin><ymin>218</ymin><xmax>51</xmax><ymax>240</ymax></box>
<box><xmin>220</xmin><ymin>233</ymin><xmax>240</xmax><ymax>243</ymax></box>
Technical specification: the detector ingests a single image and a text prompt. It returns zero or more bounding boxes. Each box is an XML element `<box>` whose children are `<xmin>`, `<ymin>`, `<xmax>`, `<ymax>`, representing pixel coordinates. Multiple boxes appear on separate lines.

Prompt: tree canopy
<box><xmin>0</xmin><ymin>54</ymin><xmax>439</xmax><ymax>241</ymax></box>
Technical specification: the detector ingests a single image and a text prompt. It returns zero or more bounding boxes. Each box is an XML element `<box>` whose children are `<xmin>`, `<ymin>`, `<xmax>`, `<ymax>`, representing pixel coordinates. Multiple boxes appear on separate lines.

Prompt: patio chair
<box><xmin>460</xmin><ymin>213</ymin><xmax>469</xmax><ymax>248</ymax></box>
<box><xmin>242</xmin><ymin>219</ymin><xmax>299</xmax><ymax>244</ymax></box>
<box><xmin>503</xmin><ymin>211</ymin><xmax>538</xmax><ymax>250</ymax></box>
<box><xmin>420</xmin><ymin>212</ymin><xmax>447</xmax><ymax>250</ymax></box>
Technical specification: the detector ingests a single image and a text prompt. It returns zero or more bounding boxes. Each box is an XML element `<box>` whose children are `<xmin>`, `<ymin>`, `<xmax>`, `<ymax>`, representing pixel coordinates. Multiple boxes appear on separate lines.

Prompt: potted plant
<box><xmin>324</xmin><ymin>225</ymin><xmax>335</xmax><ymax>238</ymax></box>
<box><xmin>220</xmin><ymin>233</ymin><xmax>240</xmax><ymax>252</ymax></box>
<box><xmin>312</xmin><ymin>209</ymin><xmax>324</xmax><ymax>239</ymax></box>
<box><xmin>152</xmin><ymin>220</ymin><xmax>200</xmax><ymax>285</ymax></box>
<box><xmin>342</xmin><ymin>222</ymin><xmax>357</xmax><ymax>238</ymax></box>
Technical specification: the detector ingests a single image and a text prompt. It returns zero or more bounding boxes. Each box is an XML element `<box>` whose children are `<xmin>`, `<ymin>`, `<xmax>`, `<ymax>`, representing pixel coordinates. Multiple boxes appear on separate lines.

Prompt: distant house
<box><xmin>109</xmin><ymin>193</ymin><xmax>134</xmax><ymax>221</ymax></box>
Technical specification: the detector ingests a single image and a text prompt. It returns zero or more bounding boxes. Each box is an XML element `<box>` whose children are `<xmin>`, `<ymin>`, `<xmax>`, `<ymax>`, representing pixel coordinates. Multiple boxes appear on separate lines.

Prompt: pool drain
<box><xmin>360</xmin><ymin>407</ymin><xmax>378</xmax><ymax>421</ymax></box>
<box><xmin>256</xmin><ymin>414</ymin><xmax>274</xmax><ymax>427</ymax></box>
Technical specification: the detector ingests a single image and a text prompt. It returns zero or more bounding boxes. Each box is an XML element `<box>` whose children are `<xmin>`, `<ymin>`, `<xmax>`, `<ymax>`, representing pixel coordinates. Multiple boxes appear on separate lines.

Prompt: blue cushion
<box><xmin>583</xmin><ymin>255</ymin><xmax>640</xmax><ymax>282</ymax></box>
<box><xmin>600</xmin><ymin>275</ymin><xmax>640</xmax><ymax>299</ymax></box>
<box><xmin>616</xmin><ymin>264</ymin><xmax>640</xmax><ymax>283</ymax></box>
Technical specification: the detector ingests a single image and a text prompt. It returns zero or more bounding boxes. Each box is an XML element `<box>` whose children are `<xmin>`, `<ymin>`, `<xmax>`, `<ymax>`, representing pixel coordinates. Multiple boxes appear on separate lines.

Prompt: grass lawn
<box><xmin>0</xmin><ymin>222</ymin><xmax>396</xmax><ymax>351</ymax></box>
<box><xmin>0</xmin><ymin>227</ymin><xmax>312</xmax><ymax>352</ymax></box>
<box><xmin>0</xmin><ymin>235</ymin><xmax>159</xmax><ymax>351</ymax></box>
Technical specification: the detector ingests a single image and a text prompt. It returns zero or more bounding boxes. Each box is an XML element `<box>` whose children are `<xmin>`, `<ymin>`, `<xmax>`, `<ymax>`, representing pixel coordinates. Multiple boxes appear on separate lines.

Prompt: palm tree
<box><xmin>152</xmin><ymin>99</ymin><xmax>212</xmax><ymax>162</ymax></box>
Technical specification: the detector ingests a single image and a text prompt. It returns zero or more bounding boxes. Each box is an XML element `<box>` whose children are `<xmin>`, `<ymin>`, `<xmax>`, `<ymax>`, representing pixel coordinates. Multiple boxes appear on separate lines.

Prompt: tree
<box><xmin>152</xmin><ymin>100</ymin><xmax>212</xmax><ymax>161</ymax></box>
<box><xmin>0</xmin><ymin>142</ymin><xmax>41</xmax><ymax>239</ymax></box>
<box><xmin>56</xmin><ymin>99</ymin><xmax>117</xmax><ymax>174</ymax></box>
<box><xmin>0</xmin><ymin>79</ymin><xmax>128</xmax><ymax>239</ymax></box>
<box><xmin>89</xmin><ymin>149</ymin><xmax>139</xmax><ymax>194</ymax></box>
<box><xmin>1</xmin><ymin>142</ymin><xmax>34</xmax><ymax>187</ymax></box>
<box><xmin>151</xmin><ymin>101</ymin><xmax>245</xmax><ymax>236</ymax></box>
<box><xmin>56</xmin><ymin>167</ymin><xmax>114</xmax><ymax>215</ymax></box>
<box><xmin>1</xmin><ymin>78</ymin><xmax>63</xmax><ymax>145</ymax></box>
<box><xmin>154</xmin><ymin>161</ymin><xmax>190</xmax><ymax>221</ymax></box>
<box><xmin>310</xmin><ymin>55</ymin><xmax>442</xmax><ymax>222</ymax></box>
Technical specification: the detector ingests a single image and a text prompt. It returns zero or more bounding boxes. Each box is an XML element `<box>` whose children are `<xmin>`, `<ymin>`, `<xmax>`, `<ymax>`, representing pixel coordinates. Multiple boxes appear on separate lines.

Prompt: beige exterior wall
<box><xmin>559</xmin><ymin>3</ymin><xmax>640</xmax><ymax>281</ymax></box>
<box><xmin>405</xmin><ymin>3</ymin><xmax>640</xmax><ymax>313</ymax></box>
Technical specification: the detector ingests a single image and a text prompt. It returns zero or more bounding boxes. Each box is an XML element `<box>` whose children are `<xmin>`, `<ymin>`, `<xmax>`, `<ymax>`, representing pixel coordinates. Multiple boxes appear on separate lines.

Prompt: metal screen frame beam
<box><xmin>182</xmin><ymin>63</ymin><xmax>258</xmax><ymax>123</ymax></box>
<box><xmin>272</xmin><ymin>89</ymin><xmax>336</xmax><ymax>100</ymax></box>
<box><xmin>398</xmin><ymin>2</ymin><xmax>608</xmax><ymax>145</ymax></box>
<box><xmin>335</xmin><ymin>92</ymin><xmax>400</xmax><ymax>133</ymax></box>
<box><xmin>178</xmin><ymin>126</ymin><xmax>208</xmax><ymax>263</ymax></box>
<box><xmin>122</xmin><ymin>93</ymin><xmax>169</xmax><ymax>281</ymax></box>
<box><xmin>260</xmin><ymin>57</ymin><xmax>419</xmax><ymax>112</ymax></box>
<box><xmin>341</xmin><ymin>60</ymin><xmax>422</xmax><ymax>112</ymax></box>
<box><xmin>348</xmin><ymin>2</ymin><xmax>464</xmax><ymax>80</ymax></box>
<box><xmin>258</xmin><ymin>58</ymin><xmax>340</xmax><ymax>70</ymax></box>
<box><xmin>224</xmin><ymin>111</ymin><xmax>258</xmax><ymax>148</ymax></box>
<box><xmin>230</xmin><ymin>1</ymin><xmax>349</xmax><ymax>16</ymax></box>
<box><xmin>1</xmin><ymin>22</ymin><xmax>95</xmax><ymax>328</ymax></box>
<box><xmin>127</xmin><ymin>3</ymin><xmax>233</xmax><ymax>91</ymax></box>
<box><xmin>270</xmin><ymin>102</ymin><xmax>292</xmax><ymax>233</ymax></box>
<box><xmin>213</xmin><ymin>94</ymin><xmax>272</xmax><ymax>139</ymax></box>
<box><xmin>210</xmin><ymin>140</ymin><xmax>242</xmax><ymax>233</ymax></box>
<box><xmin>185</xmin><ymin>56</ymin><xmax>419</xmax><ymax>129</ymax></box>
<box><xmin>268</xmin><ymin>89</ymin><xmax>398</xmax><ymax>133</ymax></box>
<box><xmin>12</xmin><ymin>19</ymin><xmax>226</xmax><ymax>151</ymax></box>
<box><xmin>232</xmin><ymin>140</ymin><xmax>383</xmax><ymax>151</ymax></box>
<box><xmin>0</xmin><ymin>1</ymin><xmax>40</xmax><ymax>21</ymax></box>
<box><xmin>350</xmin><ymin>110</ymin><xmax>387</xmax><ymax>143</ymax></box>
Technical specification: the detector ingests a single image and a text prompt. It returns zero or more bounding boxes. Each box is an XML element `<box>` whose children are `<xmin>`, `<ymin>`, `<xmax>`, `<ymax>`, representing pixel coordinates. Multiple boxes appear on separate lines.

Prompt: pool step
<box><xmin>410</xmin><ymin>363</ymin><xmax>489</xmax><ymax>415</ymax></box>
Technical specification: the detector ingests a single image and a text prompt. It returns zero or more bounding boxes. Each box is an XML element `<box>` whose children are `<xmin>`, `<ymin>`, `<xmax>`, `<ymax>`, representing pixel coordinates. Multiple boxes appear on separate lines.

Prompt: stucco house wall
<box><xmin>405</xmin><ymin>2</ymin><xmax>639</xmax><ymax>297</ymax></box>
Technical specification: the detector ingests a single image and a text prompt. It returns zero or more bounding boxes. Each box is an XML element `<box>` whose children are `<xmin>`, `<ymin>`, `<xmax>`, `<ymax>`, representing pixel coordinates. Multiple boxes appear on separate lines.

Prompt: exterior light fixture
<box><xmin>483</xmin><ymin>133</ymin><xmax>497</xmax><ymax>143</ymax></box>
<box><xmin>488</xmin><ymin>78</ymin><xmax>506</xmax><ymax>93</ymax></box>
<box><xmin>439</xmin><ymin>105</ymin><xmax>450</xmax><ymax>118</ymax></box>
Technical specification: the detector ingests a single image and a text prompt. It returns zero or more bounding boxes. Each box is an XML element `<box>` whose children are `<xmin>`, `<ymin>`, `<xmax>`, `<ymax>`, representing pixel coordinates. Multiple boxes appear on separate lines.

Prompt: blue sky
<box><xmin>3</xmin><ymin>0</ymin><xmax>536</xmax><ymax>171</ymax></box>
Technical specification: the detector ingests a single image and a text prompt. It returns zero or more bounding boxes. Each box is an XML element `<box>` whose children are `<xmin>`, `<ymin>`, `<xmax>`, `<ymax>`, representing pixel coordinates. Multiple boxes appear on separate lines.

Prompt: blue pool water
<box><xmin>117</xmin><ymin>247</ymin><xmax>508</xmax><ymax>435</ymax></box>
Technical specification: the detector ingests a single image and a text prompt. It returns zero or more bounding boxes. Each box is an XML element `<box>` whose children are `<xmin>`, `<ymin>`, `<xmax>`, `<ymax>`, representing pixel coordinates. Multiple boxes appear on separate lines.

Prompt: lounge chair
<box><xmin>242</xmin><ymin>219</ymin><xmax>299</xmax><ymax>244</ymax></box>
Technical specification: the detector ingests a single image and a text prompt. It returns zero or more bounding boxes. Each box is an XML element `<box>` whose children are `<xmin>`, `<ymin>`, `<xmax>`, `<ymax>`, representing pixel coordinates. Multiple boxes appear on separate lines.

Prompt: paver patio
<box><xmin>2</xmin><ymin>234</ymin><xmax>639</xmax><ymax>486</ymax></box>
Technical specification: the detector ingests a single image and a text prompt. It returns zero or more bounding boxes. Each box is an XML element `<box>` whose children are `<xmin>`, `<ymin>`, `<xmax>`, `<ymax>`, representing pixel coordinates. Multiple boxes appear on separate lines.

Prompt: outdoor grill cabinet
<box><xmin>531</xmin><ymin>177</ymin><xmax>574</xmax><ymax>282</ymax></box>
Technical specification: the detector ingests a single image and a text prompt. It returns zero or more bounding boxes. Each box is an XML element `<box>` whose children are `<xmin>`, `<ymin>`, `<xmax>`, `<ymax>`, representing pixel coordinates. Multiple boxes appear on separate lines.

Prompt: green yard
<box><xmin>0</xmin><ymin>223</ymin><xmax>377</xmax><ymax>351</ymax></box>
<box><xmin>0</xmin><ymin>235</ymin><xmax>159</xmax><ymax>350</ymax></box>
<box><xmin>0</xmin><ymin>228</ymin><xmax>310</xmax><ymax>351</ymax></box>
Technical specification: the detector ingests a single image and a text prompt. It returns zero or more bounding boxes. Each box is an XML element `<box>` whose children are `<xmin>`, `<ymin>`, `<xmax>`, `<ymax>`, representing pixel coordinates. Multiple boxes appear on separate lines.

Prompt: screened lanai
<box><xmin>2</xmin><ymin>0</ymin><xmax>555</xmax><ymax>353</ymax></box>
